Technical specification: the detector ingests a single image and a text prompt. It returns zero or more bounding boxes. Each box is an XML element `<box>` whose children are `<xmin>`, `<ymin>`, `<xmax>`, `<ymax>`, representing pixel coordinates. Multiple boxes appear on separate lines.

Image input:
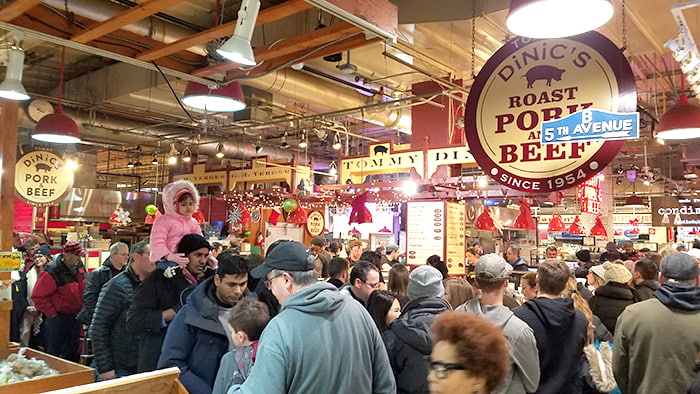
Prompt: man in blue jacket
<box><xmin>158</xmin><ymin>254</ymin><xmax>252</xmax><ymax>394</ymax></box>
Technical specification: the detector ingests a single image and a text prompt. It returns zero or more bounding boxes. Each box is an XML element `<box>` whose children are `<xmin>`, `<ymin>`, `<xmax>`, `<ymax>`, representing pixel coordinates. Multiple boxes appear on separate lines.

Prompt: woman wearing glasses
<box><xmin>428</xmin><ymin>311</ymin><xmax>510</xmax><ymax>394</ymax></box>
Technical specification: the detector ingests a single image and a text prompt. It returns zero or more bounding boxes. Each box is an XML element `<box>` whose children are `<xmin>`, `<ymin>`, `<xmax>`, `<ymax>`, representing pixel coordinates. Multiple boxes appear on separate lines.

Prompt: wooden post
<box><xmin>0</xmin><ymin>98</ymin><xmax>19</xmax><ymax>353</ymax></box>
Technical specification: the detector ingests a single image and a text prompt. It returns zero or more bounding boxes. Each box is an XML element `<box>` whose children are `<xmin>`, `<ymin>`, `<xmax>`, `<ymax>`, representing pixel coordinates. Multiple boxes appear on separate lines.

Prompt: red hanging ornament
<box><xmin>548</xmin><ymin>215</ymin><xmax>566</xmax><ymax>232</ymax></box>
<box><xmin>568</xmin><ymin>216</ymin><xmax>583</xmax><ymax>235</ymax></box>
<box><xmin>268</xmin><ymin>209</ymin><xmax>280</xmax><ymax>225</ymax></box>
<box><xmin>474</xmin><ymin>206</ymin><xmax>498</xmax><ymax>232</ymax></box>
<box><xmin>590</xmin><ymin>216</ymin><xmax>608</xmax><ymax>237</ymax></box>
<box><xmin>287</xmin><ymin>207</ymin><xmax>307</xmax><ymax>225</ymax></box>
<box><xmin>349</xmin><ymin>191</ymin><xmax>373</xmax><ymax>224</ymax></box>
<box><xmin>514</xmin><ymin>198</ymin><xmax>536</xmax><ymax>230</ymax></box>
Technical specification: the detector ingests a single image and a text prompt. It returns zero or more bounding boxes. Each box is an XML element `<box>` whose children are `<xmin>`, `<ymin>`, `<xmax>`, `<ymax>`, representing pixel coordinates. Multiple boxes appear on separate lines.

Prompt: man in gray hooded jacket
<box><xmin>231</xmin><ymin>241</ymin><xmax>395</xmax><ymax>394</ymax></box>
<box><xmin>457</xmin><ymin>254</ymin><xmax>540</xmax><ymax>393</ymax></box>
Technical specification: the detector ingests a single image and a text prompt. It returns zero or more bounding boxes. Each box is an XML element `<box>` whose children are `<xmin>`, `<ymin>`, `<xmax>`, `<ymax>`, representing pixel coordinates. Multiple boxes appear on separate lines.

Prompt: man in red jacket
<box><xmin>32</xmin><ymin>241</ymin><xmax>87</xmax><ymax>362</ymax></box>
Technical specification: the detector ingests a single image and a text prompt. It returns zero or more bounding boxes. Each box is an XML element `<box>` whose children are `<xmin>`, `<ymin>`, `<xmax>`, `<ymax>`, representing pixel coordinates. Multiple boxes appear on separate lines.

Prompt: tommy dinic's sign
<box><xmin>340</xmin><ymin>142</ymin><xmax>477</xmax><ymax>184</ymax></box>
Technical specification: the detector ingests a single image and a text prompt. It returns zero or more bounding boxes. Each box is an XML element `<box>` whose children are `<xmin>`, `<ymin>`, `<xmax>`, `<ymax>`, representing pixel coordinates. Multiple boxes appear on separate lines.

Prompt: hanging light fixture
<box><xmin>624</xmin><ymin>193</ymin><xmax>646</xmax><ymax>208</ymax></box>
<box><xmin>151</xmin><ymin>152</ymin><xmax>158</xmax><ymax>165</ymax></box>
<box><xmin>332</xmin><ymin>132</ymin><xmax>342</xmax><ymax>150</ymax></box>
<box><xmin>298</xmin><ymin>129</ymin><xmax>308</xmax><ymax>148</ymax></box>
<box><xmin>547</xmin><ymin>215</ymin><xmax>567</xmax><ymax>232</ymax></box>
<box><xmin>182</xmin><ymin>147</ymin><xmax>192</xmax><ymax>163</ymax></box>
<box><xmin>656</xmin><ymin>95</ymin><xmax>700</xmax><ymax>140</ymax></box>
<box><xmin>506</xmin><ymin>0</ymin><xmax>613</xmax><ymax>38</ymax></box>
<box><xmin>216</xmin><ymin>0</ymin><xmax>260</xmax><ymax>65</ymax></box>
<box><xmin>328</xmin><ymin>161</ymin><xmax>338</xmax><ymax>176</ymax></box>
<box><xmin>167</xmin><ymin>143</ymin><xmax>178</xmax><ymax>165</ymax></box>
<box><xmin>215</xmin><ymin>142</ymin><xmax>225</xmax><ymax>159</ymax></box>
<box><xmin>32</xmin><ymin>47</ymin><xmax>80</xmax><ymax>143</ymax></box>
<box><xmin>182</xmin><ymin>81</ymin><xmax>246</xmax><ymax>112</ymax></box>
<box><xmin>126</xmin><ymin>153</ymin><xmax>134</xmax><ymax>168</ymax></box>
<box><xmin>0</xmin><ymin>33</ymin><xmax>30</xmax><ymax>101</ymax></box>
<box><xmin>280</xmin><ymin>132</ymin><xmax>289</xmax><ymax>149</ymax></box>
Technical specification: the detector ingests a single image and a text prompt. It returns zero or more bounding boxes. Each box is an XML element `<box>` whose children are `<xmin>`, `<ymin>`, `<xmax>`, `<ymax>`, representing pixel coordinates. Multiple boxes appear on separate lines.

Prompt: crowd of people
<box><xmin>5</xmin><ymin>181</ymin><xmax>698</xmax><ymax>393</ymax></box>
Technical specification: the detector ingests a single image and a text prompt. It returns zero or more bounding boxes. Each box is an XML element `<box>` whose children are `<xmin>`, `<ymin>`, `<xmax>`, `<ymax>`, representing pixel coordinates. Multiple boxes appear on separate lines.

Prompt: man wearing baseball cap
<box><xmin>456</xmin><ymin>254</ymin><xmax>540</xmax><ymax>393</ymax></box>
<box><xmin>32</xmin><ymin>241</ymin><xmax>87</xmax><ymax>362</ymax></box>
<box><xmin>230</xmin><ymin>241</ymin><xmax>395</xmax><ymax>394</ymax></box>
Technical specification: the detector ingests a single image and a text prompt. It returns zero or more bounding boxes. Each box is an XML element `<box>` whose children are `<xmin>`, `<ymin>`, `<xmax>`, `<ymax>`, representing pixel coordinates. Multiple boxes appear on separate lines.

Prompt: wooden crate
<box><xmin>43</xmin><ymin>367</ymin><xmax>187</xmax><ymax>394</ymax></box>
<box><xmin>0</xmin><ymin>347</ymin><xmax>94</xmax><ymax>393</ymax></box>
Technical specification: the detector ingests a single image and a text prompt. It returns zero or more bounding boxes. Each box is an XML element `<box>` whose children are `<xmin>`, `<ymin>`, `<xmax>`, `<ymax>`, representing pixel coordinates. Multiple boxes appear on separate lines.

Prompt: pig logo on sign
<box><xmin>522</xmin><ymin>65</ymin><xmax>566</xmax><ymax>88</ymax></box>
<box><xmin>35</xmin><ymin>163</ymin><xmax>53</xmax><ymax>172</ymax></box>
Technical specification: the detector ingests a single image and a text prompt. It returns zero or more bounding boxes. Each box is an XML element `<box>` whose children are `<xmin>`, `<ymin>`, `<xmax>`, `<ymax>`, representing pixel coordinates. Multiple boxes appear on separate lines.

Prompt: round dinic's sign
<box><xmin>465</xmin><ymin>31</ymin><xmax>636</xmax><ymax>192</ymax></box>
<box><xmin>306</xmin><ymin>211</ymin><xmax>325</xmax><ymax>237</ymax></box>
<box><xmin>15</xmin><ymin>148</ymin><xmax>74</xmax><ymax>207</ymax></box>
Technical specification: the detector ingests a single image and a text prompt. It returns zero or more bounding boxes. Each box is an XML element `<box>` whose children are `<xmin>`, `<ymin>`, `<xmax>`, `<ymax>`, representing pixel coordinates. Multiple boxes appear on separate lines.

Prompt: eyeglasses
<box><xmin>424</xmin><ymin>357</ymin><xmax>466</xmax><ymax>379</ymax></box>
<box><xmin>264</xmin><ymin>273</ymin><xmax>285</xmax><ymax>290</ymax></box>
<box><xmin>362</xmin><ymin>279</ymin><xmax>381</xmax><ymax>289</ymax></box>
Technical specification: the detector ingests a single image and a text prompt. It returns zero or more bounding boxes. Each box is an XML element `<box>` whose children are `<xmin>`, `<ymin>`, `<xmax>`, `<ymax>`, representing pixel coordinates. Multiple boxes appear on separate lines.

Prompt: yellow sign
<box><xmin>0</xmin><ymin>252</ymin><xmax>22</xmax><ymax>271</ymax></box>
<box><xmin>15</xmin><ymin>148</ymin><xmax>74</xmax><ymax>207</ymax></box>
<box><xmin>306</xmin><ymin>211</ymin><xmax>325</xmax><ymax>236</ymax></box>
<box><xmin>229</xmin><ymin>164</ymin><xmax>311</xmax><ymax>190</ymax></box>
<box><xmin>172</xmin><ymin>164</ymin><xmax>227</xmax><ymax>186</ymax></box>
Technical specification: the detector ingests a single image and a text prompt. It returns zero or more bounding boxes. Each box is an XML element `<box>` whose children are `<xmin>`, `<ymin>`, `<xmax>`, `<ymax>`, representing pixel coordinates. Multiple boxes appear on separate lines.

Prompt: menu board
<box><xmin>445</xmin><ymin>202</ymin><xmax>466</xmax><ymax>275</ymax></box>
<box><xmin>406</xmin><ymin>201</ymin><xmax>445</xmax><ymax>266</ymax></box>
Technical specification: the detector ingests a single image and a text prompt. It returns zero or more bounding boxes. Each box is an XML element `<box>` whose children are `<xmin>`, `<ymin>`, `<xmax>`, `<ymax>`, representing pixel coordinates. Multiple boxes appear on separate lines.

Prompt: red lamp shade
<box><xmin>514</xmin><ymin>198</ymin><xmax>536</xmax><ymax>230</ymax></box>
<box><xmin>656</xmin><ymin>95</ymin><xmax>700</xmax><ymax>140</ymax></box>
<box><xmin>182</xmin><ymin>81</ymin><xmax>246</xmax><ymax>112</ymax></box>
<box><xmin>547</xmin><ymin>215</ymin><xmax>566</xmax><ymax>232</ymax></box>
<box><xmin>32</xmin><ymin>106</ymin><xmax>80</xmax><ymax>143</ymax></box>
<box><xmin>590</xmin><ymin>216</ymin><xmax>608</xmax><ymax>237</ymax></box>
<box><xmin>475</xmin><ymin>206</ymin><xmax>498</xmax><ymax>232</ymax></box>
<box><xmin>568</xmin><ymin>216</ymin><xmax>583</xmax><ymax>235</ymax></box>
<box><xmin>624</xmin><ymin>194</ymin><xmax>646</xmax><ymax>208</ymax></box>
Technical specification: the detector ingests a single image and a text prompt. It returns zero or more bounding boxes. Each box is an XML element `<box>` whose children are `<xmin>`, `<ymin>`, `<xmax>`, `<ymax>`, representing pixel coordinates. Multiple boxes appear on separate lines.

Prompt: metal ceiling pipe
<box><xmin>17</xmin><ymin>108</ymin><xmax>296</xmax><ymax>161</ymax></box>
<box><xmin>42</xmin><ymin>0</ymin><xmax>207</xmax><ymax>56</ymax></box>
<box><xmin>242</xmin><ymin>69</ymin><xmax>412</xmax><ymax>132</ymax></box>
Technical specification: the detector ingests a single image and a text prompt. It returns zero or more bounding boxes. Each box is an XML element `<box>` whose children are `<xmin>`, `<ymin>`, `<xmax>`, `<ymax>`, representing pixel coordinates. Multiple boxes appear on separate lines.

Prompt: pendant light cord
<box><xmin>58</xmin><ymin>45</ymin><xmax>65</xmax><ymax>109</ymax></box>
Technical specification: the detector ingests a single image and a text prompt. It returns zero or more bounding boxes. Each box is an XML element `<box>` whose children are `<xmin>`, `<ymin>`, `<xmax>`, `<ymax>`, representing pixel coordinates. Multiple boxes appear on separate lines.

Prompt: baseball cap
<box><xmin>662</xmin><ymin>252</ymin><xmax>699</xmax><ymax>281</ymax></box>
<box><xmin>310</xmin><ymin>236</ymin><xmax>327</xmax><ymax>247</ymax></box>
<box><xmin>475</xmin><ymin>253</ymin><xmax>511</xmax><ymax>281</ymax></box>
<box><xmin>385</xmin><ymin>243</ymin><xmax>399</xmax><ymax>254</ymax></box>
<box><xmin>34</xmin><ymin>245</ymin><xmax>52</xmax><ymax>259</ymax></box>
<box><xmin>250</xmin><ymin>241</ymin><xmax>316</xmax><ymax>278</ymax></box>
<box><xmin>63</xmin><ymin>241</ymin><xmax>86</xmax><ymax>257</ymax></box>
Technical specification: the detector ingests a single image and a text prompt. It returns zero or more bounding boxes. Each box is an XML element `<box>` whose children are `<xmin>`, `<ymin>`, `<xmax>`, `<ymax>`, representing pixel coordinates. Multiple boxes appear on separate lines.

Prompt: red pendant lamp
<box><xmin>590</xmin><ymin>216</ymin><xmax>608</xmax><ymax>237</ymax></box>
<box><xmin>547</xmin><ymin>215</ymin><xmax>566</xmax><ymax>232</ymax></box>
<box><xmin>656</xmin><ymin>94</ymin><xmax>700</xmax><ymax>140</ymax></box>
<box><xmin>32</xmin><ymin>47</ymin><xmax>80</xmax><ymax>144</ymax></box>
<box><xmin>568</xmin><ymin>216</ymin><xmax>584</xmax><ymax>235</ymax></box>
<box><xmin>475</xmin><ymin>206</ymin><xmax>498</xmax><ymax>232</ymax></box>
<box><xmin>514</xmin><ymin>198</ymin><xmax>536</xmax><ymax>230</ymax></box>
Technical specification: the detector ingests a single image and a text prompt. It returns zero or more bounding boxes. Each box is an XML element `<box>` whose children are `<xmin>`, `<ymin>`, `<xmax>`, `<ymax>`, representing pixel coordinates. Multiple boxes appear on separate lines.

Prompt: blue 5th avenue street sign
<box><xmin>540</xmin><ymin>108</ymin><xmax>639</xmax><ymax>144</ymax></box>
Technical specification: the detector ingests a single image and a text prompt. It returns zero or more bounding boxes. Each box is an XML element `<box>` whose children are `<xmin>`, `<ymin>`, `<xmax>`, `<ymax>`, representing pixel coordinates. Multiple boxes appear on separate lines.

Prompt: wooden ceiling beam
<box><xmin>135</xmin><ymin>0</ymin><xmax>313</xmax><ymax>62</ymax></box>
<box><xmin>212</xmin><ymin>34</ymin><xmax>379</xmax><ymax>80</ymax></box>
<box><xmin>0</xmin><ymin>0</ymin><xmax>44</xmax><ymax>22</ymax></box>
<box><xmin>14</xmin><ymin>6</ymin><xmax>203</xmax><ymax>74</ymax></box>
<box><xmin>70</xmin><ymin>0</ymin><xmax>188</xmax><ymax>44</ymax></box>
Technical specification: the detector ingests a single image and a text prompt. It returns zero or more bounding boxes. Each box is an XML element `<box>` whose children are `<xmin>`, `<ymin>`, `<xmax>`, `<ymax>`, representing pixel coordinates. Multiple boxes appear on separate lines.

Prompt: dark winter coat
<box><xmin>126</xmin><ymin>263</ymin><xmax>196</xmax><ymax>372</ymax></box>
<box><xmin>383</xmin><ymin>296</ymin><xmax>451</xmax><ymax>394</ymax></box>
<box><xmin>589</xmin><ymin>282</ymin><xmax>640</xmax><ymax>335</ymax></box>
<box><xmin>10</xmin><ymin>270</ymin><xmax>28</xmax><ymax>342</ymax></box>
<box><xmin>31</xmin><ymin>255</ymin><xmax>87</xmax><ymax>318</ymax></box>
<box><xmin>77</xmin><ymin>258</ymin><xmax>124</xmax><ymax>325</ymax></box>
<box><xmin>158</xmin><ymin>277</ymin><xmax>252</xmax><ymax>394</ymax></box>
<box><xmin>90</xmin><ymin>266</ymin><xmax>141</xmax><ymax>374</ymax></box>
<box><xmin>634</xmin><ymin>279</ymin><xmax>660</xmax><ymax>301</ymax></box>
<box><xmin>514</xmin><ymin>297</ymin><xmax>588</xmax><ymax>394</ymax></box>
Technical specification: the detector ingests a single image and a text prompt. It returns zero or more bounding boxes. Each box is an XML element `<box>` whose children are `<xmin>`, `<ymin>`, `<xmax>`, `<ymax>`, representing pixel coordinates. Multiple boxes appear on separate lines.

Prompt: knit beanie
<box><xmin>602</xmin><ymin>261</ymin><xmax>632</xmax><ymax>284</ymax></box>
<box><xmin>408</xmin><ymin>265</ymin><xmax>445</xmax><ymax>300</ymax></box>
<box><xmin>177</xmin><ymin>233</ymin><xmax>212</xmax><ymax>256</ymax></box>
<box><xmin>576</xmin><ymin>249</ymin><xmax>591</xmax><ymax>263</ymax></box>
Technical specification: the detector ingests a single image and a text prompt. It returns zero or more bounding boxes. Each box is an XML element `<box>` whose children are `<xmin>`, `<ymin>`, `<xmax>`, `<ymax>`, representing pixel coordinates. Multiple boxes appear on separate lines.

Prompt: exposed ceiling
<box><xmin>2</xmin><ymin>0</ymin><xmax>700</xmax><ymax>207</ymax></box>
